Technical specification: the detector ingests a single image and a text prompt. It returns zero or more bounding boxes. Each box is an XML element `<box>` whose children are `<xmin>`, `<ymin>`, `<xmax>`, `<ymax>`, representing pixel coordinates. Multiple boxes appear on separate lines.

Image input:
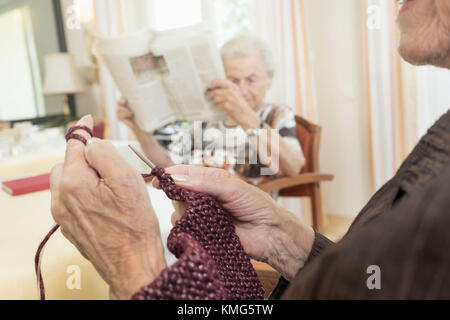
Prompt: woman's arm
<box><xmin>264</xmin><ymin>205</ymin><xmax>316</xmax><ymax>280</ymax></box>
<box><xmin>203</xmin><ymin>81</ymin><xmax>304</xmax><ymax>177</ymax></box>
<box><xmin>117</xmin><ymin>99</ymin><xmax>174</xmax><ymax>168</ymax></box>
<box><xmin>134</xmin><ymin>130</ymin><xmax>175</xmax><ymax>168</ymax></box>
<box><xmin>245</xmin><ymin>121</ymin><xmax>304</xmax><ymax>177</ymax></box>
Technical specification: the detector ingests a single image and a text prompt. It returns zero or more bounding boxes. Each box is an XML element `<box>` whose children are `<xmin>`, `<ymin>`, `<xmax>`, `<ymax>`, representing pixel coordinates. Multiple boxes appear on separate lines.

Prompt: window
<box><xmin>212</xmin><ymin>0</ymin><xmax>253</xmax><ymax>46</ymax></box>
<box><xmin>0</xmin><ymin>6</ymin><xmax>43</xmax><ymax>121</ymax></box>
<box><xmin>121</xmin><ymin>0</ymin><xmax>253</xmax><ymax>46</ymax></box>
<box><xmin>150</xmin><ymin>0</ymin><xmax>203</xmax><ymax>30</ymax></box>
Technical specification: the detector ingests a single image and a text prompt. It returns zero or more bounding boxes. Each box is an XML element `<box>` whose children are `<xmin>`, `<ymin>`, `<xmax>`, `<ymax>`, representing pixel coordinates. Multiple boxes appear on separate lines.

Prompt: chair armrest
<box><xmin>251</xmin><ymin>260</ymin><xmax>280</xmax><ymax>299</ymax></box>
<box><xmin>256</xmin><ymin>173</ymin><xmax>334</xmax><ymax>193</ymax></box>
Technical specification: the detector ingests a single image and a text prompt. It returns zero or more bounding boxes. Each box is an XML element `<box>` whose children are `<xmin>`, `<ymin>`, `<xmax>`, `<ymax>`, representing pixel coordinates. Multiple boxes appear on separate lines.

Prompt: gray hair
<box><xmin>220</xmin><ymin>35</ymin><xmax>276</xmax><ymax>78</ymax></box>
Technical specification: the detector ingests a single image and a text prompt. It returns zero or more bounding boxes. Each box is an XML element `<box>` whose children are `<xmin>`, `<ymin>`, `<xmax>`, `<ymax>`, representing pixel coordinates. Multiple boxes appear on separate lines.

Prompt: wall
<box><xmin>302</xmin><ymin>0</ymin><xmax>373</xmax><ymax>217</ymax></box>
<box><xmin>0</xmin><ymin>0</ymin><xmax>63</xmax><ymax>117</ymax></box>
<box><xmin>60</xmin><ymin>0</ymin><xmax>103</xmax><ymax>118</ymax></box>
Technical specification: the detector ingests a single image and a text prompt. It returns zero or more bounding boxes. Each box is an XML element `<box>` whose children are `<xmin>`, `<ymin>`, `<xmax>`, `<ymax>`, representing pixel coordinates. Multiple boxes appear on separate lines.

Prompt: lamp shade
<box><xmin>43</xmin><ymin>53</ymin><xmax>86</xmax><ymax>95</ymax></box>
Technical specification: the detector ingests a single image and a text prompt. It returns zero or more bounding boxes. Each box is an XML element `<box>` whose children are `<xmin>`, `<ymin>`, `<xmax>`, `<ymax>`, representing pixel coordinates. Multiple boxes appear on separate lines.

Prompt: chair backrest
<box><xmin>93</xmin><ymin>120</ymin><xmax>105</xmax><ymax>139</ymax></box>
<box><xmin>279</xmin><ymin>115</ymin><xmax>322</xmax><ymax>197</ymax></box>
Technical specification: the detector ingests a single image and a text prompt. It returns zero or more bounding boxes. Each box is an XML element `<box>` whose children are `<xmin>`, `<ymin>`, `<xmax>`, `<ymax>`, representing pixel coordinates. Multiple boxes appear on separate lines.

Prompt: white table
<box><xmin>0</xmin><ymin>143</ymin><xmax>176</xmax><ymax>300</ymax></box>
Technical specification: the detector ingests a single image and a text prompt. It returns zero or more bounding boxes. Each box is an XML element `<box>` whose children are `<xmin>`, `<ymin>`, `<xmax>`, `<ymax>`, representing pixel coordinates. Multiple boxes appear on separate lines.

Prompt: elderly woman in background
<box><xmin>51</xmin><ymin>0</ymin><xmax>450</xmax><ymax>299</ymax></box>
<box><xmin>117</xmin><ymin>35</ymin><xmax>305</xmax><ymax>181</ymax></box>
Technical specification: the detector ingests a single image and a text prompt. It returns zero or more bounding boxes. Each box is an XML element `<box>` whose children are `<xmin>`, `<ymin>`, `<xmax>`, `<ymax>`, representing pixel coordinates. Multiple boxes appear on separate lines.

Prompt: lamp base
<box><xmin>63</xmin><ymin>95</ymin><xmax>71</xmax><ymax>116</ymax></box>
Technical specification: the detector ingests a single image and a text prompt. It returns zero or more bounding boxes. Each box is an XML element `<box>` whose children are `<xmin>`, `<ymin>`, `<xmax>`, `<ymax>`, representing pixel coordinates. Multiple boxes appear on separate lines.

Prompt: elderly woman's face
<box><xmin>397</xmin><ymin>0</ymin><xmax>450</xmax><ymax>68</ymax></box>
<box><xmin>224</xmin><ymin>55</ymin><xmax>273</xmax><ymax>110</ymax></box>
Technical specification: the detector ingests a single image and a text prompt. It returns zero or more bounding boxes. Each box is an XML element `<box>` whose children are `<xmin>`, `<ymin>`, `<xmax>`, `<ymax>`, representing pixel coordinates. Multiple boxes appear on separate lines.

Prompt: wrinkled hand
<box><xmin>50</xmin><ymin>115</ymin><xmax>166</xmax><ymax>299</ymax></box>
<box><xmin>206</xmin><ymin>80</ymin><xmax>260</xmax><ymax>130</ymax></box>
<box><xmin>117</xmin><ymin>98</ymin><xmax>141</xmax><ymax>134</ymax></box>
<box><xmin>153</xmin><ymin>165</ymin><xmax>287</xmax><ymax>264</ymax></box>
<box><xmin>154</xmin><ymin>165</ymin><xmax>316</xmax><ymax>280</ymax></box>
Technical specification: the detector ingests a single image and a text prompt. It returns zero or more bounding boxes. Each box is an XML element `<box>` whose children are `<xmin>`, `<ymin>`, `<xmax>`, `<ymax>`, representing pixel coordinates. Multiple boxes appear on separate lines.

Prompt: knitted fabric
<box><xmin>36</xmin><ymin>126</ymin><xmax>264</xmax><ymax>300</ymax></box>
<box><xmin>133</xmin><ymin>167</ymin><xmax>265</xmax><ymax>300</ymax></box>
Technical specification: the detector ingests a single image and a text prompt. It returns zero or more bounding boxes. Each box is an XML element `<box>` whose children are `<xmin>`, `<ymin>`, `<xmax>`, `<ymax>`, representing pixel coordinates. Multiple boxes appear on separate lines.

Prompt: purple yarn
<box><xmin>132</xmin><ymin>167</ymin><xmax>265</xmax><ymax>300</ymax></box>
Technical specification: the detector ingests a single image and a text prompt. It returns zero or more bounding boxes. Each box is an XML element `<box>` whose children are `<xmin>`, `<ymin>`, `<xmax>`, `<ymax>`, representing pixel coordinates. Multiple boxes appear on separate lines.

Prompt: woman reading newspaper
<box><xmin>118</xmin><ymin>35</ymin><xmax>305</xmax><ymax>184</ymax></box>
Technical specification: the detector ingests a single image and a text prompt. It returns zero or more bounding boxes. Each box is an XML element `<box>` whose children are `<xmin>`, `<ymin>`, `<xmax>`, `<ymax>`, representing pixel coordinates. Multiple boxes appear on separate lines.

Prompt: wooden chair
<box><xmin>92</xmin><ymin>117</ymin><xmax>109</xmax><ymax>139</ymax></box>
<box><xmin>256</xmin><ymin>115</ymin><xmax>334</xmax><ymax>232</ymax></box>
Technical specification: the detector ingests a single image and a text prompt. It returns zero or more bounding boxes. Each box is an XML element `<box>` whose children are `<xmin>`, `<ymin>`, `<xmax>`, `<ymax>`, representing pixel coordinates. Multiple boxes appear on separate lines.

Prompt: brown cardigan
<box><xmin>271</xmin><ymin>109</ymin><xmax>450</xmax><ymax>299</ymax></box>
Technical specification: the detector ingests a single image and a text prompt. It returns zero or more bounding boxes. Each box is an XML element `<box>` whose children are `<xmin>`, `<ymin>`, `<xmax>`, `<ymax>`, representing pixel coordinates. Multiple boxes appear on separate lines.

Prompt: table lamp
<box><xmin>43</xmin><ymin>53</ymin><xmax>86</xmax><ymax>117</ymax></box>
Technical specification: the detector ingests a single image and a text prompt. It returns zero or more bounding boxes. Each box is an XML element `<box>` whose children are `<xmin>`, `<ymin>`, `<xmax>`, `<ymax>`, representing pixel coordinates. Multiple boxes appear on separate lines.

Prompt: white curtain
<box><xmin>363</xmin><ymin>0</ymin><xmax>450</xmax><ymax>191</ymax></box>
<box><xmin>251</xmin><ymin>0</ymin><xmax>317</xmax><ymax>222</ymax></box>
<box><xmin>364</xmin><ymin>0</ymin><xmax>397</xmax><ymax>190</ymax></box>
<box><xmin>416</xmin><ymin>66</ymin><xmax>450</xmax><ymax>138</ymax></box>
<box><xmin>251</xmin><ymin>0</ymin><xmax>316</xmax><ymax>120</ymax></box>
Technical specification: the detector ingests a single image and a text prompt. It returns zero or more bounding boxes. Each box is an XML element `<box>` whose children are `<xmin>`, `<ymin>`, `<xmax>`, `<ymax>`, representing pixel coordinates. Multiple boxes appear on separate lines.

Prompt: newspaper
<box><xmin>93</xmin><ymin>24</ymin><xmax>230</xmax><ymax>132</ymax></box>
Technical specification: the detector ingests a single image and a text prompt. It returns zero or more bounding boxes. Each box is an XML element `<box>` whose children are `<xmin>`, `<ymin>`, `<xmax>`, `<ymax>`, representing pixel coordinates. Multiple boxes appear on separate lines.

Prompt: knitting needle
<box><xmin>128</xmin><ymin>144</ymin><xmax>176</xmax><ymax>182</ymax></box>
<box><xmin>128</xmin><ymin>144</ymin><xmax>156</xmax><ymax>170</ymax></box>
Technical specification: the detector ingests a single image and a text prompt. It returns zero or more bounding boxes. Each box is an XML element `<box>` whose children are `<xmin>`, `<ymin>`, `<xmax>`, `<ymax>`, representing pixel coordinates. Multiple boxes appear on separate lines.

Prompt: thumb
<box><xmin>85</xmin><ymin>138</ymin><xmax>140</xmax><ymax>185</ymax></box>
<box><xmin>174</xmin><ymin>175</ymin><xmax>245</xmax><ymax>203</ymax></box>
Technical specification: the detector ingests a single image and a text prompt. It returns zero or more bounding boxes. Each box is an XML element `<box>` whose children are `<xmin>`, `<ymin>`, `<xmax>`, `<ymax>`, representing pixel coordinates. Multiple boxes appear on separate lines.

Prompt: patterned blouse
<box><xmin>162</xmin><ymin>103</ymin><xmax>304</xmax><ymax>183</ymax></box>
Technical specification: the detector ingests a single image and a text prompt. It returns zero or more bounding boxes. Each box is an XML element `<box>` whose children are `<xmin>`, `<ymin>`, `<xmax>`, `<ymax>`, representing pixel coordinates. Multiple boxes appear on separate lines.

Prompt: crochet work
<box><xmin>133</xmin><ymin>167</ymin><xmax>265</xmax><ymax>300</ymax></box>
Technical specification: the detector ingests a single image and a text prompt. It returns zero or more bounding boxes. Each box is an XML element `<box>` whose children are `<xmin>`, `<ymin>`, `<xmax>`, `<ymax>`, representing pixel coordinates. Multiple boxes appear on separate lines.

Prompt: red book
<box><xmin>2</xmin><ymin>173</ymin><xmax>51</xmax><ymax>196</ymax></box>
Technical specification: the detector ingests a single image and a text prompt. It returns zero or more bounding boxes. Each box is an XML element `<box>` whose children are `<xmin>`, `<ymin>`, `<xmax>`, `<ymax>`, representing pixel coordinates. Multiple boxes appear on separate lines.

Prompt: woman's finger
<box><xmin>206</xmin><ymin>88</ymin><xmax>232</xmax><ymax>101</ymax></box>
<box><xmin>165</xmin><ymin>164</ymin><xmax>233</xmax><ymax>179</ymax></box>
<box><xmin>153</xmin><ymin>165</ymin><xmax>233</xmax><ymax>192</ymax></box>
<box><xmin>207</xmin><ymin>92</ymin><xmax>229</xmax><ymax>105</ymax></box>
<box><xmin>49</xmin><ymin>163</ymin><xmax>63</xmax><ymax>222</ymax></box>
<box><xmin>64</xmin><ymin>115</ymin><xmax>94</xmax><ymax>169</ymax></box>
<box><xmin>173</xmin><ymin>176</ymin><xmax>246</xmax><ymax>201</ymax></box>
<box><xmin>117</xmin><ymin>105</ymin><xmax>133</xmax><ymax>117</ymax></box>
<box><xmin>85</xmin><ymin>138</ymin><xmax>141</xmax><ymax>186</ymax></box>
<box><xmin>118</xmin><ymin>98</ymin><xmax>129</xmax><ymax>107</ymax></box>
<box><xmin>208</xmin><ymin>79</ymin><xmax>233</xmax><ymax>90</ymax></box>
<box><xmin>172</xmin><ymin>200</ymin><xmax>187</xmax><ymax>216</ymax></box>
<box><xmin>171</xmin><ymin>211</ymin><xmax>183</xmax><ymax>226</ymax></box>
<box><xmin>213</xmin><ymin>96</ymin><xmax>230</xmax><ymax>106</ymax></box>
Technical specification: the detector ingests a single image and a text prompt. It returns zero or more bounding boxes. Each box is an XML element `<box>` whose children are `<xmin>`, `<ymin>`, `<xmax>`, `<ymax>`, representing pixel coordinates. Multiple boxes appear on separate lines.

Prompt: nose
<box><xmin>238</xmin><ymin>82</ymin><xmax>251</xmax><ymax>97</ymax></box>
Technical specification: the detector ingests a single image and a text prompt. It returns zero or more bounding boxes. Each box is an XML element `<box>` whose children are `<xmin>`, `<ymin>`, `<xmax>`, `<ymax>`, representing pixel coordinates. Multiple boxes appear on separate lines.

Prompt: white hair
<box><xmin>220</xmin><ymin>35</ymin><xmax>276</xmax><ymax>78</ymax></box>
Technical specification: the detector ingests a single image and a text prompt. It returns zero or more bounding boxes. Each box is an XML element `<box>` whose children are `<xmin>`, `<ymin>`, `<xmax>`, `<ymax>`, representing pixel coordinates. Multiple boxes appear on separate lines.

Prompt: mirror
<box><xmin>0</xmin><ymin>0</ymin><xmax>68</xmax><ymax>124</ymax></box>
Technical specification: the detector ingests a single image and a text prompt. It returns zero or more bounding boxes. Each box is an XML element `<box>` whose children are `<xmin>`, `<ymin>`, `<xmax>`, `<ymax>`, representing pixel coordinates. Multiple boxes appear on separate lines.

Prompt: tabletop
<box><xmin>0</xmin><ymin>143</ymin><xmax>176</xmax><ymax>299</ymax></box>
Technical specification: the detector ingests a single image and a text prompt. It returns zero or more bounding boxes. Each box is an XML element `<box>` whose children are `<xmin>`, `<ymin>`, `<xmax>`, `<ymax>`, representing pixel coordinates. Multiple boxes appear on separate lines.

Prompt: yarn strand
<box><xmin>34</xmin><ymin>125</ymin><xmax>92</xmax><ymax>300</ymax></box>
<box><xmin>35</xmin><ymin>224</ymin><xmax>60</xmax><ymax>300</ymax></box>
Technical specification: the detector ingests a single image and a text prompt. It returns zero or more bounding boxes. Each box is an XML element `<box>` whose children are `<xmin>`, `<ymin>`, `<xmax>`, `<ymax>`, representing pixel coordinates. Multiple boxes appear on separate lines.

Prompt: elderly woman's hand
<box><xmin>117</xmin><ymin>98</ymin><xmax>141</xmax><ymax>133</ymax></box>
<box><xmin>154</xmin><ymin>165</ymin><xmax>315</xmax><ymax>281</ymax></box>
<box><xmin>50</xmin><ymin>116</ymin><xmax>166</xmax><ymax>300</ymax></box>
<box><xmin>206</xmin><ymin>79</ymin><xmax>261</xmax><ymax>130</ymax></box>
